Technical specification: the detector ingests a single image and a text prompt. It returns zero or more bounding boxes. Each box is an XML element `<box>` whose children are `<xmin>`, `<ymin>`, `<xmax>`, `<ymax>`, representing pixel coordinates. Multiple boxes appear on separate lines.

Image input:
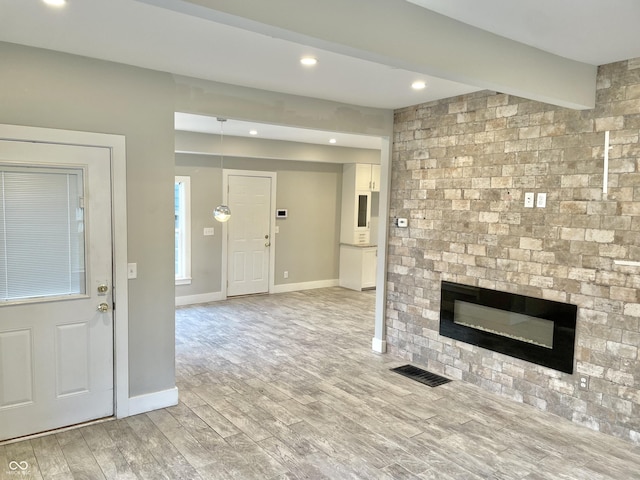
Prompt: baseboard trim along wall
<box><xmin>176</xmin><ymin>280</ymin><xmax>341</xmax><ymax>306</ymax></box>
<box><xmin>128</xmin><ymin>387</ymin><xmax>179</xmax><ymax>416</ymax></box>
<box><xmin>271</xmin><ymin>279</ymin><xmax>339</xmax><ymax>294</ymax></box>
<box><xmin>371</xmin><ymin>337</ymin><xmax>387</xmax><ymax>353</ymax></box>
<box><xmin>175</xmin><ymin>291</ymin><xmax>226</xmax><ymax>306</ymax></box>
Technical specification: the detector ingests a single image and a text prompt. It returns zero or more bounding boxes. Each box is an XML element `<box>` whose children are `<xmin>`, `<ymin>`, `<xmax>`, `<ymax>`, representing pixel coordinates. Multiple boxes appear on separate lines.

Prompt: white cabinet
<box><xmin>341</xmin><ymin>163</ymin><xmax>381</xmax><ymax>245</ymax></box>
<box><xmin>340</xmin><ymin>163</ymin><xmax>380</xmax><ymax>290</ymax></box>
<box><xmin>370</xmin><ymin>164</ymin><xmax>381</xmax><ymax>192</ymax></box>
<box><xmin>341</xmin><ymin>165</ymin><xmax>371</xmax><ymax>245</ymax></box>
<box><xmin>354</xmin><ymin>163</ymin><xmax>381</xmax><ymax>192</ymax></box>
<box><xmin>339</xmin><ymin>245</ymin><xmax>377</xmax><ymax>291</ymax></box>
<box><xmin>362</xmin><ymin>247</ymin><xmax>377</xmax><ymax>287</ymax></box>
<box><xmin>355</xmin><ymin>164</ymin><xmax>372</xmax><ymax>190</ymax></box>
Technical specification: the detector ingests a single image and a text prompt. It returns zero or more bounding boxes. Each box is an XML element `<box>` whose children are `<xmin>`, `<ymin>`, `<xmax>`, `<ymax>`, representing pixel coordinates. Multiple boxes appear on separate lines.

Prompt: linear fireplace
<box><xmin>439</xmin><ymin>281</ymin><xmax>577</xmax><ymax>374</ymax></box>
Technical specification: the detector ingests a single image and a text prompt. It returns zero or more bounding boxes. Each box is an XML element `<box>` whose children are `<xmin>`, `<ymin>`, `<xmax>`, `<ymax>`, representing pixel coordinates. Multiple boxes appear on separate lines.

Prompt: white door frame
<box><xmin>221</xmin><ymin>169</ymin><xmax>277</xmax><ymax>298</ymax></box>
<box><xmin>0</xmin><ymin>124</ymin><xmax>130</xmax><ymax>419</ymax></box>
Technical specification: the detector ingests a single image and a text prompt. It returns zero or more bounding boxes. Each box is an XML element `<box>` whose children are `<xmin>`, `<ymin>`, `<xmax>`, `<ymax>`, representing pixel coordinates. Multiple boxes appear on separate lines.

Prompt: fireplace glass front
<box><xmin>439</xmin><ymin>281</ymin><xmax>577</xmax><ymax>373</ymax></box>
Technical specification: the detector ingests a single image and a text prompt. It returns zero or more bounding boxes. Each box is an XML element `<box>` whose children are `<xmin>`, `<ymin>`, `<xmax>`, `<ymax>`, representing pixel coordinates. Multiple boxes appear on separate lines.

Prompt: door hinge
<box><xmin>79</xmin><ymin>196</ymin><xmax>85</xmax><ymax>208</ymax></box>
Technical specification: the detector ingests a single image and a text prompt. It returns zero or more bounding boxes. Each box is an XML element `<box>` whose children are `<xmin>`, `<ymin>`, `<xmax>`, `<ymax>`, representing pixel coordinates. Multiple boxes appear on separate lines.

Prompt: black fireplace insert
<box><xmin>439</xmin><ymin>281</ymin><xmax>577</xmax><ymax>374</ymax></box>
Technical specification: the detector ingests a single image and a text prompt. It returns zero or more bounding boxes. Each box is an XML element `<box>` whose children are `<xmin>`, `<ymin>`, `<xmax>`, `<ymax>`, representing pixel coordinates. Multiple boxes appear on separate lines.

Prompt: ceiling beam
<box><xmin>139</xmin><ymin>0</ymin><xmax>597</xmax><ymax>109</ymax></box>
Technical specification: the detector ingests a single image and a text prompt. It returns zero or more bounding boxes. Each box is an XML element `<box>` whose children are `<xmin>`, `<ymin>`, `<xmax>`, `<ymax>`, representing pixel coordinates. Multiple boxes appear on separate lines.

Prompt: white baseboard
<box><xmin>271</xmin><ymin>279</ymin><xmax>339</xmax><ymax>294</ymax></box>
<box><xmin>175</xmin><ymin>291</ymin><xmax>225</xmax><ymax>306</ymax></box>
<box><xmin>176</xmin><ymin>280</ymin><xmax>340</xmax><ymax>305</ymax></box>
<box><xmin>372</xmin><ymin>337</ymin><xmax>387</xmax><ymax>353</ymax></box>
<box><xmin>128</xmin><ymin>387</ymin><xmax>179</xmax><ymax>416</ymax></box>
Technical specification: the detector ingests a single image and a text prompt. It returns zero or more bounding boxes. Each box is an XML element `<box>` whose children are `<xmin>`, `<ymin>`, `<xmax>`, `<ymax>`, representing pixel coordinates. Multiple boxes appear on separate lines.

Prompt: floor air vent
<box><xmin>391</xmin><ymin>365</ymin><xmax>452</xmax><ymax>387</ymax></box>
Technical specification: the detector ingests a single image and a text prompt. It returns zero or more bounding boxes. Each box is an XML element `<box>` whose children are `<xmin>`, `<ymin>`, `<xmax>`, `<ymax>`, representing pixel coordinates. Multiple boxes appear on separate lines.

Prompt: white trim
<box><xmin>221</xmin><ymin>170</ymin><xmax>229</xmax><ymax>299</ymax></box>
<box><xmin>371</xmin><ymin>337</ymin><xmax>387</xmax><ymax>353</ymax></box>
<box><xmin>603</xmin><ymin>130</ymin><xmax>610</xmax><ymax>195</ymax></box>
<box><xmin>175</xmin><ymin>291</ymin><xmax>226</xmax><ymax>306</ymax></box>
<box><xmin>223</xmin><ymin>169</ymin><xmax>277</xmax><ymax>296</ymax></box>
<box><xmin>271</xmin><ymin>279</ymin><xmax>339</xmax><ymax>294</ymax></box>
<box><xmin>0</xmin><ymin>124</ymin><xmax>130</xmax><ymax>419</ymax></box>
<box><xmin>177</xmin><ymin>281</ymin><xmax>340</xmax><ymax>304</ymax></box>
<box><xmin>128</xmin><ymin>387</ymin><xmax>179</xmax><ymax>416</ymax></box>
<box><xmin>614</xmin><ymin>260</ymin><xmax>640</xmax><ymax>267</ymax></box>
<box><xmin>373</xmin><ymin>137</ymin><xmax>391</xmax><ymax>354</ymax></box>
<box><xmin>174</xmin><ymin>175</ymin><xmax>191</xmax><ymax>283</ymax></box>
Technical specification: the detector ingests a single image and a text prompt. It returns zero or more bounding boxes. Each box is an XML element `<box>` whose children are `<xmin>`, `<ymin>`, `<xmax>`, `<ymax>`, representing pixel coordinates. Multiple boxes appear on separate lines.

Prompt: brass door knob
<box><xmin>97</xmin><ymin>302</ymin><xmax>109</xmax><ymax>313</ymax></box>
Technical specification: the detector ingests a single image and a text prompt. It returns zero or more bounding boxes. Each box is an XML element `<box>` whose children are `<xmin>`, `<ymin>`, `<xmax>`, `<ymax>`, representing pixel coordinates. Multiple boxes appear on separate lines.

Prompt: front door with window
<box><xmin>227</xmin><ymin>175</ymin><xmax>272</xmax><ymax>296</ymax></box>
<box><xmin>0</xmin><ymin>140</ymin><xmax>114</xmax><ymax>441</ymax></box>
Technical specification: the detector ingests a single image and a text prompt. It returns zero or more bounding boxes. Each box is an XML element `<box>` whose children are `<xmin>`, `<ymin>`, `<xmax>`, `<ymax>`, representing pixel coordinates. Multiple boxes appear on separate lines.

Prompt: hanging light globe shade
<box><xmin>213</xmin><ymin>204</ymin><xmax>231</xmax><ymax>222</ymax></box>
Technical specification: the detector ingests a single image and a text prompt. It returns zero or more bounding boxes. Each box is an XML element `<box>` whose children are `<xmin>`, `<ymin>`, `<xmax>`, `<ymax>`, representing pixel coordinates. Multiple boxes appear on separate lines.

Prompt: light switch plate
<box><xmin>524</xmin><ymin>192</ymin><xmax>535</xmax><ymax>208</ymax></box>
<box><xmin>536</xmin><ymin>193</ymin><xmax>547</xmax><ymax>208</ymax></box>
<box><xmin>127</xmin><ymin>263</ymin><xmax>137</xmax><ymax>279</ymax></box>
<box><xmin>203</xmin><ymin>227</ymin><xmax>214</xmax><ymax>236</ymax></box>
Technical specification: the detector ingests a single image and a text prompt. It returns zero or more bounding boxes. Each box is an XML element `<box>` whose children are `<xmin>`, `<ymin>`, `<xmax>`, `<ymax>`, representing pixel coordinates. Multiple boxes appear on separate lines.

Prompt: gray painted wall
<box><xmin>1</xmin><ymin>40</ymin><xmax>392</xmax><ymax>405</ymax></box>
<box><xmin>0</xmin><ymin>42</ymin><xmax>176</xmax><ymax>397</ymax></box>
<box><xmin>175</xmin><ymin>154</ymin><xmax>342</xmax><ymax>297</ymax></box>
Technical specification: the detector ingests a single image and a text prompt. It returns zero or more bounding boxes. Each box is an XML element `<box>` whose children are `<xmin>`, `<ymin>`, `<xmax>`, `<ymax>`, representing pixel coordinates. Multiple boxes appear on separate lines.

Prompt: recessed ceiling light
<box><xmin>249</xmin><ymin>130</ymin><xmax>258</xmax><ymax>136</ymax></box>
<box><xmin>412</xmin><ymin>81</ymin><xmax>427</xmax><ymax>90</ymax></box>
<box><xmin>300</xmin><ymin>57</ymin><xmax>318</xmax><ymax>66</ymax></box>
<box><xmin>329</xmin><ymin>138</ymin><xmax>337</xmax><ymax>144</ymax></box>
<box><xmin>43</xmin><ymin>0</ymin><xmax>67</xmax><ymax>6</ymax></box>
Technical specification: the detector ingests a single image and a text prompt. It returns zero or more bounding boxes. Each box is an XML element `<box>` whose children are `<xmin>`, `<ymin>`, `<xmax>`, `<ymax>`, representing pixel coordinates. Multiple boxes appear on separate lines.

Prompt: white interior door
<box><xmin>0</xmin><ymin>140</ymin><xmax>113</xmax><ymax>441</ymax></box>
<box><xmin>227</xmin><ymin>175</ymin><xmax>271</xmax><ymax>296</ymax></box>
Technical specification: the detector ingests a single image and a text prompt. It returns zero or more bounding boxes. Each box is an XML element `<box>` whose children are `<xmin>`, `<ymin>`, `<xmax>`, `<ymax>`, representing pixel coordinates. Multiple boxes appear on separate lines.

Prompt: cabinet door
<box><xmin>370</xmin><ymin>164</ymin><xmax>381</xmax><ymax>192</ymax></box>
<box><xmin>355</xmin><ymin>164</ymin><xmax>372</xmax><ymax>190</ymax></box>
<box><xmin>355</xmin><ymin>191</ymin><xmax>371</xmax><ymax>230</ymax></box>
<box><xmin>362</xmin><ymin>248</ymin><xmax>377</xmax><ymax>288</ymax></box>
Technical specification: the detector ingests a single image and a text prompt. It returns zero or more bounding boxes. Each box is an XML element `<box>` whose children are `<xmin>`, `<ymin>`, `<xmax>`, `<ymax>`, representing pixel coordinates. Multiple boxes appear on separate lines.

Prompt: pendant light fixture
<box><xmin>213</xmin><ymin>117</ymin><xmax>231</xmax><ymax>222</ymax></box>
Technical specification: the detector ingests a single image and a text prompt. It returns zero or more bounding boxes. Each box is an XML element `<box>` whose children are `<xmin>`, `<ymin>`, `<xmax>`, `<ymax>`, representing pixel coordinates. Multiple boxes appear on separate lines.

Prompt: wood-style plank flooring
<box><xmin>2</xmin><ymin>287</ymin><xmax>640</xmax><ymax>479</ymax></box>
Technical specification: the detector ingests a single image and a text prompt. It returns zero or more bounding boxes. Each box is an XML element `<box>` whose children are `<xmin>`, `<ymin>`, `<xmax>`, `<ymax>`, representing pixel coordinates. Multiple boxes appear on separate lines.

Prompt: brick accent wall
<box><xmin>389</xmin><ymin>58</ymin><xmax>640</xmax><ymax>443</ymax></box>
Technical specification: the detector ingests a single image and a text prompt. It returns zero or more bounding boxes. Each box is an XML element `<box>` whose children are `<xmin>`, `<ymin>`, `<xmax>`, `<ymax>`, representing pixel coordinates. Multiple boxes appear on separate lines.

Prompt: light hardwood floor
<box><xmin>2</xmin><ymin>287</ymin><xmax>640</xmax><ymax>479</ymax></box>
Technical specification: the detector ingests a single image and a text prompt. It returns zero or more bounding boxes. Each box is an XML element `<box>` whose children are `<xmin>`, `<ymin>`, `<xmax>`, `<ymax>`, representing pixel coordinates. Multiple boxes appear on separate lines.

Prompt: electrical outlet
<box><xmin>579</xmin><ymin>375</ymin><xmax>589</xmax><ymax>390</ymax></box>
<box><xmin>524</xmin><ymin>192</ymin><xmax>535</xmax><ymax>208</ymax></box>
<box><xmin>283</xmin><ymin>271</ymin><xmax>288</xmax><ymax>279</ymax></box>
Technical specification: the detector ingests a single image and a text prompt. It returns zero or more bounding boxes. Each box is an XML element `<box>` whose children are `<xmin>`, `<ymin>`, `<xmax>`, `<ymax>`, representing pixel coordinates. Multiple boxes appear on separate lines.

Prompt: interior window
<box><xmin>175</xmin><ymin>176</ymin><xmax>191</xmax><ymax>285</ymax></box>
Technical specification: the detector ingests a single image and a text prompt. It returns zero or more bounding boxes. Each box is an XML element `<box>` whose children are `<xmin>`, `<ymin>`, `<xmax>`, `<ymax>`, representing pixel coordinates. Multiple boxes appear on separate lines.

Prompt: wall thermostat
<box><xmin>276</xmin><ymin>209</ymin><xmax>288</xmax><ymax>218</ymax></box>
<box><xmin>397</xmin><ymin>218</ymin><xmax>408</xmax><ymax>228</ymax></box>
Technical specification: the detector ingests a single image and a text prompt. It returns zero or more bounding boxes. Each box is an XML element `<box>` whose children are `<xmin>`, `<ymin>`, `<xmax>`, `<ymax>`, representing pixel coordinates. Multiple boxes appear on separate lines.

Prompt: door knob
<box><xmin>97</xmin><ymin>302</ymin><xmax>109</xmax><ymax>313</ymax></box>
<box><xmin>265</xmin><ymin>242</ymin><xmax>271</xmax><ymax>247</ymax></box>
<box><xmin>97</xmin><ymin>283</ymin><xmax>109</xmax><ymax>294</ymax></box>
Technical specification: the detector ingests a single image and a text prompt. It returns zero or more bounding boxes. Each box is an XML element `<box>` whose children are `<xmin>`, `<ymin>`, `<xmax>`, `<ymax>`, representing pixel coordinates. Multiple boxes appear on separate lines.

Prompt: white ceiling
<box><xmin>2</xmin><ymin>0</ymin><xmax>640</xmax><ymax>149</ymax></box>
<box><xmin>408</xmin><ymin>0</ymin><xmax>640</xmax><ymax>66</ymax></box>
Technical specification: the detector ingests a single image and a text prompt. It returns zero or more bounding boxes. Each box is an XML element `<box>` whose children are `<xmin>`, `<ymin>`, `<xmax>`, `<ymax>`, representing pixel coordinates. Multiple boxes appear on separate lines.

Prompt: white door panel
<box><xmin>227</xmin><ymin>175</ymin><xmax>271</xmax><ymax>296</ymax></box>
<box><xmin>0</xmin><ymin>140</ymin><xmax>113</xmax><ymax>441</ymax></box>
<box><xmin>0</xmin><ymin>329</ymin><xmax>33</xmax><ymax>408</ymax></box>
